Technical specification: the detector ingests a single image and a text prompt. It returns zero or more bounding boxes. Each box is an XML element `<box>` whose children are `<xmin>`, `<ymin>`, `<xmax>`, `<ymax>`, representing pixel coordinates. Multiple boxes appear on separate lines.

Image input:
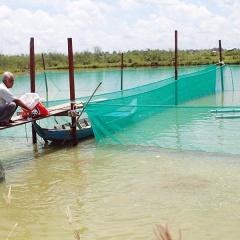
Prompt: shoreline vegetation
<box><xmin>1</xmin><ymin>47</ymin><xmax>240</xmax><ymax>74</ymax></box>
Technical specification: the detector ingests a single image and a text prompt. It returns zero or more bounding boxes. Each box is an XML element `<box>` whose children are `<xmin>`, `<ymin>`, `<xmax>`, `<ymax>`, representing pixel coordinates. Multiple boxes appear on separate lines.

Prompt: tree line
<box><xmin>0</xmin><ymin>47</ymin><xmax>240</xmax><ymax>73</ymax></box>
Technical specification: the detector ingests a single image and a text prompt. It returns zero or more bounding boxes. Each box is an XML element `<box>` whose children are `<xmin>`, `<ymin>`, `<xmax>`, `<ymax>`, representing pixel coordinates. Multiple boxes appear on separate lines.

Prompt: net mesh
<box><xmin>2</xmin><ymin>64</ymin><xmax>240</xmax><ymax>153</ymax></box>
<box><xmin>85</xmin><ymin>64</ymin><xmax>240</xmax><ymax>153</ymax></box>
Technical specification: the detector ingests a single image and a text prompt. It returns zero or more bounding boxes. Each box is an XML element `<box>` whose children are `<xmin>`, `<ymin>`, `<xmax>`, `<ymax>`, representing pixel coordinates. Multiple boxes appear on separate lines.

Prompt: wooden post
<box><xmin>30</xmin><ymin>38</ymin><xmax>35</xmax><ymax>93</ymax></box>
<box><xmin>67</xmin><ymin>38</ymin><xmax>78</xmax><ymax>146</ymax></box>
<box><xmin>174</xmin><ymin>30</ymin><xmax>178</xmax><ymax>81</ymax></box>
<box><xmin>219</xmin><ymin>40</ymin><xmax>223</xmax><ymax>64</ymax></box>
<box><xmin>174</xmin><ymin>30</ymin><xmax>178</xmax><ymax>105</ymax></box>
<box><xmin>219</xmin><ymin>40</ymin><xmax>224</xmax><ymax>91</ymax></box>
<box><xmin>121</xmin><ymin>53</ymin><xmax>124</xmax><ymax>90</ymax></box>
<box><xmin>30</xmin><ymin>37</ymin><xmax>37</xmax><ymax>144</ymax></box>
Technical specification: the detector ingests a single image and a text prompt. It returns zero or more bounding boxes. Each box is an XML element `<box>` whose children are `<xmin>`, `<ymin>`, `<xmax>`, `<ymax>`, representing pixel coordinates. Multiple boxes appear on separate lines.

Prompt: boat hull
<box><xmin>33</xmin><ymin>122</ymin><xmax>94</xmax><ymax>142</ymax></box>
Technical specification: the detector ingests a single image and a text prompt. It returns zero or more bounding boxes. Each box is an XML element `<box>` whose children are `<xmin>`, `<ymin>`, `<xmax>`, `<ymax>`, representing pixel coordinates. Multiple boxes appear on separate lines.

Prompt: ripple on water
<box><xmin>0</xmin><ymin>141</ymin><xmax>240</xmax><ymax>239</ymax></box>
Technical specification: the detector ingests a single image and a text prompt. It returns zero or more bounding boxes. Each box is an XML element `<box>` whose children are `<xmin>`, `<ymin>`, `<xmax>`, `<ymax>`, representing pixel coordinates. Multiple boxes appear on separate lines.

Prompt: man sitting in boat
<box><xmin>0</xmin><ymin>72</ymin><xmax>33</xmax><ymax>126</ymax></box>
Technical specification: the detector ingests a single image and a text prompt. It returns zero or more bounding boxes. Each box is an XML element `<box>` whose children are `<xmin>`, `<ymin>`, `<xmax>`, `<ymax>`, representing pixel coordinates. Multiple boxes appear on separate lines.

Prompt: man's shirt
<box><xmin>0</xmin><ymin>83</ymin><xmax>16</xmax><ymax>106</ymax></box>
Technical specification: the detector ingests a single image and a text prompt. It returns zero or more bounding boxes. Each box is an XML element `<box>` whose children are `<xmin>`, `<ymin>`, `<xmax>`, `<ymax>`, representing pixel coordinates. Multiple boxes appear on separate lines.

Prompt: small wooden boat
<box><xmin>33</xmin><ymin>99</ymin><xmax>137</xmax><ymax>143</ymax></box>
<box><xmin>33</xmin><ymin>118</ymin><xmax>93</xmax><ymax>142</ymax></box>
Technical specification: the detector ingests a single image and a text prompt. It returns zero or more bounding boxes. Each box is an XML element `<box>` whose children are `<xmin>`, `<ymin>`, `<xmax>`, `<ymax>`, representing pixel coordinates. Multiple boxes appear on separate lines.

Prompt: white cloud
<box><xmin>118</xmin><ymin>0</ymin><xmax>144</xmax><ymax>10</ymax></box>
<box><xmin>0</xmin><ymin>0</ymin><xmax>240</xmax><ymax>55</ymax></box>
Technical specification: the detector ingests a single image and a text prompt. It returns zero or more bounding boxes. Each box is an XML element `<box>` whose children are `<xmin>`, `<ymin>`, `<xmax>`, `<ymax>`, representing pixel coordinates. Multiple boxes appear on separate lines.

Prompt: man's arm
<box><xmin>14</xmin><ymin>99</ymin><xmax>33</xmax><ymax>118</ymax></box>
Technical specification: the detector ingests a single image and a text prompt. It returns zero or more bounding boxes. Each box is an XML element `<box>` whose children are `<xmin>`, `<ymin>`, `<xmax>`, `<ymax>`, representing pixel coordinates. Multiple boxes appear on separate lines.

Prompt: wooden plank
<box><xmin>0</xmin><ymin>102</ymin><xmax>83</xmax><ymax>131</ymax></box>
<box><xmin>0</xmin><ymin>98</ymin><xmax>108</xmax><ymax>131</ymax></box>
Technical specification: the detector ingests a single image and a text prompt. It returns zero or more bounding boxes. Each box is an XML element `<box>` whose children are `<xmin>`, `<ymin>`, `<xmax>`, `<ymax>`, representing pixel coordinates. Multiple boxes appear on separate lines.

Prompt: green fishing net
<box><xmin>2</xmin><ymin>64</ymin><xmax>240</xmax><ymax>154</ymax></box>
<box><xmin>85</xmin><ymin>64</ymin><xmax>240</xmax><ymax>153</ymax></box>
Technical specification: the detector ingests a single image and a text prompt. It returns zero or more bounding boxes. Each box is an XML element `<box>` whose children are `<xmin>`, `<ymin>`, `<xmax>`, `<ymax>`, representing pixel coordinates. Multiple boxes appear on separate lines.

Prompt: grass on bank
<box><xmin>1</xmin><ymin>48</ymin><xmax>240</xmax><ymax>74</ymax></box>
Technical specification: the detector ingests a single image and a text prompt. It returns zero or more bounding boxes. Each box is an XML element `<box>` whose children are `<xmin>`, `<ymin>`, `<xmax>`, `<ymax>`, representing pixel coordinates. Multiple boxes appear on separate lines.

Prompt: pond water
<box><xmin>1</xmin><ymin>66</ymin><xmax>240</xmax><ymax>239</ymax></box>
<box><xmin>1</xmin><ymin>140</ymin><xmax>240</xmax><ymax>240</ymax></box>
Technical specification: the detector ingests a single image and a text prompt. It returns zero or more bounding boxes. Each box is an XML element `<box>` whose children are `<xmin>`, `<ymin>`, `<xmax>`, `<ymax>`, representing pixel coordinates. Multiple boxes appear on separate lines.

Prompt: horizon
<box><xmin>1</xmin><ymin>46</ymin><xmax>236</xmax><ymax>57</ymax></box>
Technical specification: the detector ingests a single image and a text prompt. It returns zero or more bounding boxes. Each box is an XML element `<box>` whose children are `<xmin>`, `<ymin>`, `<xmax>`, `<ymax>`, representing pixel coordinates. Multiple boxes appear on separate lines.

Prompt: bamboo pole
<box><xmin>41</xmin><ymin>53</ymin><xmax>49</xmax><ymax>103</ymax></box>
<box><xmin>219</xmin><ymin>40</ymin><xmax>224</xmax><ymax>91</ymax></box>
<box><xmin>67</xmin><ymin>38</ymin><xmax>78</xmax><ymax>146</ymax></box>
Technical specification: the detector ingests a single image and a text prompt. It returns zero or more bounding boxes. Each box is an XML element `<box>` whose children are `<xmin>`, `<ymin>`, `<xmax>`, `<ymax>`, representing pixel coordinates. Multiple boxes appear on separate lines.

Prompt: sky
<box><xmin>0</xmin><ymin>0</ymin><xmax>239</xmax><ymax>55</ymax></box>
